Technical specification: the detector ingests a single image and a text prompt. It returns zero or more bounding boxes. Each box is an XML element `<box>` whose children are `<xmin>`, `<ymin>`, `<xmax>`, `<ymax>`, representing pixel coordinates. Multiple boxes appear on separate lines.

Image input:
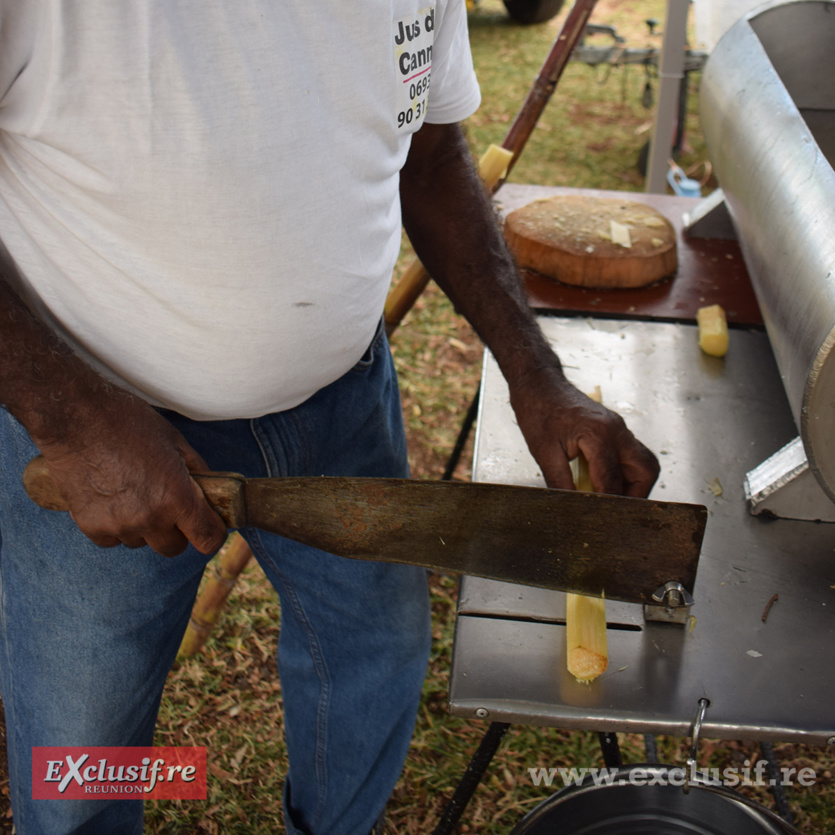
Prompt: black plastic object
<box><xmin>503</xmin><ymin>0</ymin><xmax>566</xmax><ymax>25</ymax></box>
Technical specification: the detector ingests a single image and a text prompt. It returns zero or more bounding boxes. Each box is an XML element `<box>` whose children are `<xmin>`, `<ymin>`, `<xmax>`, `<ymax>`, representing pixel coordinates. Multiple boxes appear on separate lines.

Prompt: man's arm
<box><xmin>399</xmin><ymin>121</ymin><xmax>659</xmax><ymax>496</ymax></box>
<box><xmin>0</xmin><ymin>272</ymin><xmax>227</xmax><ymax>556</ymax></box>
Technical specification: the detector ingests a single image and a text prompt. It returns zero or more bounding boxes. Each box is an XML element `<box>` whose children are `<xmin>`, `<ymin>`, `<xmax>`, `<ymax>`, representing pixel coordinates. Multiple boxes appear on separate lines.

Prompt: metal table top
<box><xmin>448</xmin><ymin>316</ymin><xmax>835</xmax><ymax>744</ymax></box>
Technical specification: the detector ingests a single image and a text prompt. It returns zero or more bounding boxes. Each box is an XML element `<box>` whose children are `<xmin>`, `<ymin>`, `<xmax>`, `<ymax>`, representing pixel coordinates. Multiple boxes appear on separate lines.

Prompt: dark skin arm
<box><xmin>0</xmin><ymin>273</ymin><xmax>228</xmax><ymax>557</ymax></box>
<box><xmin>399</xmin><ymin>121</ymin><xmax>659</xmax><ymax>496</ymax></box>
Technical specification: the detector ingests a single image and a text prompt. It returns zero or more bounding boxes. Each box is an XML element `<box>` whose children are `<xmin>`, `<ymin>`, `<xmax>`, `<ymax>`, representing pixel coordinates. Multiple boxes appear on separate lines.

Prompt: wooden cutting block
<box><xmin>504</xmin><ymin>195</ymin><xmax>678</xmax><ymax>288</ymax></box>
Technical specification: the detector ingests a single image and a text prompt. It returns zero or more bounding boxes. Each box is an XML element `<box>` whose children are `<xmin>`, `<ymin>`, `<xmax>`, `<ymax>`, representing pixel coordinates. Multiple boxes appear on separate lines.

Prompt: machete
<box><xmin>23</xmin><ymin>457</ymin><xmax>707</xmax><ymax>605</ymax></box>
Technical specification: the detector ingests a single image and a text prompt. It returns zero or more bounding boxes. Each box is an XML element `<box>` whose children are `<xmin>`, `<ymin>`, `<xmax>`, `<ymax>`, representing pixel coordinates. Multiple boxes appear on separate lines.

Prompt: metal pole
<box><xmin>646</xmin><ymin>0</ymin><xmax>690</xmax><ymax>193</ymax></box>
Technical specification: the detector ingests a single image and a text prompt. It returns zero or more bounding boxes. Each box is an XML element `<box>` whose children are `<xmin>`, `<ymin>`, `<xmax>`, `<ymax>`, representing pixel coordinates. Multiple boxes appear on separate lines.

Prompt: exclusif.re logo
<box><xmin>32</xmin><ymin>747</ymin><xmax>207</xmax><ymax>800</ymax></box>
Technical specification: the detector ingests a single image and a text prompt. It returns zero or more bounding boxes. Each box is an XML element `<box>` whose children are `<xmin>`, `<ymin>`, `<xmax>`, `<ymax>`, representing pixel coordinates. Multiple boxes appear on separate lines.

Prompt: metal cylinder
<box><xmin>700</xmin><ymin>0</ymin><xmax>835</xmax><ymax>499</ymax></box>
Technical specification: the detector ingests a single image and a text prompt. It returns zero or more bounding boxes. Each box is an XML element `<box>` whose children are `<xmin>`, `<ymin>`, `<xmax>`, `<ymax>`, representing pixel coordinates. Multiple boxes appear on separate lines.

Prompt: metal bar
<box><xmin>646</xmin><ymin>0</ymin><xmax>690</xmax><ymax>192</ymax></box>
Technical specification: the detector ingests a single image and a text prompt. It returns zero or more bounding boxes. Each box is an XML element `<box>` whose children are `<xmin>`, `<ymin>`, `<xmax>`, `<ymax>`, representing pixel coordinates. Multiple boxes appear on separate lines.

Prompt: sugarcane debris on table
<box><xmin>697</xmin><ymin>303</ymin><xmax>729</xmax><ymax>357</ymax></box>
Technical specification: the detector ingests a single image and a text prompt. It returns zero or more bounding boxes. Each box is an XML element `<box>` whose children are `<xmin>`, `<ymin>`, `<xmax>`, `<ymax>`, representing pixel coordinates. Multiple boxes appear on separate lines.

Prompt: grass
<box><xmin>141</xmin><ymin>2</ymin><xmax>835</xmax><ymax>833</ymax></box>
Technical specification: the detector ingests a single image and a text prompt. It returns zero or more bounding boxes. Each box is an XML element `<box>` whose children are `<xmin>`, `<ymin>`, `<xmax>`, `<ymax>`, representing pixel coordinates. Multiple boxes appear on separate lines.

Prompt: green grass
<box><xmin>145</xmin><ymin>3</ymin><xmax>834</xmax><ymax>833</ymax></box>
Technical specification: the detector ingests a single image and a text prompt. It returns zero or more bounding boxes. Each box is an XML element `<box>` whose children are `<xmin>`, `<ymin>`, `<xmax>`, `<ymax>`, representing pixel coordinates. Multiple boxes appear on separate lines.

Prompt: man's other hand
<box><xmin>509</xmin><ymin>369</ymin><xmax>660</xmax><ymax>498</ymax></box>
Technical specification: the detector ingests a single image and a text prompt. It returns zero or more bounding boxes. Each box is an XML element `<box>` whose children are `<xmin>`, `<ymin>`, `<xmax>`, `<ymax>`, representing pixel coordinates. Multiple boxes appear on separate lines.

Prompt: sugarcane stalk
<box><xmin>178</xmin><ymin>532</ymin><xmax>254</xmax><ymax>658</ymax></box>
<box><xmin>498</xmin><ymin>0</ymin><xmax>599</xmax><ymax>184</ymax></box>
<box><xmin>566</xmin><ymin>591</ymin><xmax>608</xmax><ymax>683</ymax></box>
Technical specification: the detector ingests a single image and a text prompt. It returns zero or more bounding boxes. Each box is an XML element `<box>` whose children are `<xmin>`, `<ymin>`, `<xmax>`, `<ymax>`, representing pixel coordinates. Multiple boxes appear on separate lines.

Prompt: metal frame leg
<box><xmin>644</xmin><ymin>734</ymin><xmax>659</xmax><ymax>763</ymax></box>
<box><xmin>598</xmin><ymin>731</ymin><xmax>622</xmax><ymax>768</ymax></box>
<box><xmin>432</xmin><ymin>722</ymin><xmax>511</xmax><ymax>834</ymax></box>
<box><xmin>442</xmin><ymin>384</ymin><xmax>481</xmax><ymax>482</ymax></box>
<box><xmin>760</xmin><ymin>740</ymin><xmax>795</xmax><ymax>826</ymax></box>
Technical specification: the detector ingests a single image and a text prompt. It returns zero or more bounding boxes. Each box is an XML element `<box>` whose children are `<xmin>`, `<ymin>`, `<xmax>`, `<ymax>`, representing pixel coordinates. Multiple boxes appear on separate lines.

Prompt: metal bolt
<box><xmin>666</xmin><ymin>588</ymin><xmax>683</xmax><ymax>608</ymax></box>
<box><xmin>827</xmin><ymin>736</ymin><xmax>835</xmax><ymax>746</ymax></box>
<box><xmin>475</xmin><ymin>708</ymin><xmax>489</xmax><ymax>718</ymax></box>
<box><xmin>652</xmin><ymin>582</ymin><xmax>694</xmax><ymax>609</ymax></box>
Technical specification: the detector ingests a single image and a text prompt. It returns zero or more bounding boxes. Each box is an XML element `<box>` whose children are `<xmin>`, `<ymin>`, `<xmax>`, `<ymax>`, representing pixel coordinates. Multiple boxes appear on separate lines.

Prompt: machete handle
<box><xmin>22</xmin><ymin>455</ymin><xmax>69</xmax><ymax>511</ymax></box>
<box><xmin>22</xmin><ymin>456</ymin><xmax>247</xmax><ymax>528</ymax></box>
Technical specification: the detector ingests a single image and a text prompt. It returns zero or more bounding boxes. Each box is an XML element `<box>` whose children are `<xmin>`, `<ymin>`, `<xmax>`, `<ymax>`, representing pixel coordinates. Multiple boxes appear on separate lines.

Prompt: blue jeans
<box><xmin>0</xmin><ymin>322</ymin><xmax>431</xmax><ymax>835</ymax></box>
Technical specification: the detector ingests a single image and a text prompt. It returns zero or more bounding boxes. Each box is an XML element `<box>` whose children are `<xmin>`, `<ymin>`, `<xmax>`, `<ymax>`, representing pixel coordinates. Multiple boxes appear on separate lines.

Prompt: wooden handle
<box><xmin>22</xmin><ymin>455</ymin><xmax>69</xmax><ymax>511</ymax></box>
<box><xmin>22</xmin><ymin>456</ymin><xmax>247</xmax><ymax>528</ymax></box>
<box><xmin>500</xmin><ymin>0</ymin><xmax>599</xmax><ymax>174</ymax></box>
<box><xmin>192</xmin><ymin>473</ymin><xmax>246</xmax><ymax>528</ymax></box>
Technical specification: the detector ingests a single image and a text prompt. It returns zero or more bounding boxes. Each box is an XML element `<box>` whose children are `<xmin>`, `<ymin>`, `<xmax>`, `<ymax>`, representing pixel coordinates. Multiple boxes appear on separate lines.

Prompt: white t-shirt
<box><xmin>0</xmin><ymin>1</ymin><xmax>481</xmax><ymax>419</ymax></box>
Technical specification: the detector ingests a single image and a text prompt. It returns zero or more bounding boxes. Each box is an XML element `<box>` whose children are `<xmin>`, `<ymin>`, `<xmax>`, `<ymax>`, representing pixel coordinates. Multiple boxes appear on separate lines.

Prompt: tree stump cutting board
<box><xmin>503</xmin><ymin>195</ymin><xmax>678</xmax><ymax>288</ymax></box>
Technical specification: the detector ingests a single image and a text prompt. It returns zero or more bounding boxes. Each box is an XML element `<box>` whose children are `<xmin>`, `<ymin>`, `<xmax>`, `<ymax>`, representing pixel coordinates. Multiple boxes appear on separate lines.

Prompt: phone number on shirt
<box><xmin>397</xmin><ymin>96</ymin><xmax>428</xmax><ymax>129</ymax></box>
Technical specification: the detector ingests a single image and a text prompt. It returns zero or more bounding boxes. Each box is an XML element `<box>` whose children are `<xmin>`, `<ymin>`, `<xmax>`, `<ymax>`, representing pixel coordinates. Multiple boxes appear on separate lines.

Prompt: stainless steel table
<box><xmin>449</xmin><ymin>316</ymin><xmax>835</xmax><ymax>745</ymax></box>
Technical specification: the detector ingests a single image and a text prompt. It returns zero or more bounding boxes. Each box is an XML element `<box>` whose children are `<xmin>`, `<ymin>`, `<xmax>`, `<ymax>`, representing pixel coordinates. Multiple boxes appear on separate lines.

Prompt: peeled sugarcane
<box><xmin>565</xmin><ymin>591</ymin><xmax>608</xmax><ymax>684</ymax></box>
<box><xmin>477</xmin><ymin>143</ymin><xmax>514</xmax><ymax>186</ymax></box>
<box><xmin>565</xmin><ymin>386</ymin><xmax>608</xmax><ymax>684</ymax></box>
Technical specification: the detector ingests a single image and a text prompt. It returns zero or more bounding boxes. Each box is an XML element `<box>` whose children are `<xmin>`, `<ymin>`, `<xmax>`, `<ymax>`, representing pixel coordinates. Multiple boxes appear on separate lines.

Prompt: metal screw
<box><xmin>475</xmin><ymin>708</ymin><xmax>489</xmax><ymax>718</ymax></box>
<box><xmin>827</xmin><ymin>736</ymin><xmax>835</xmax><ymax>746</ymax></box>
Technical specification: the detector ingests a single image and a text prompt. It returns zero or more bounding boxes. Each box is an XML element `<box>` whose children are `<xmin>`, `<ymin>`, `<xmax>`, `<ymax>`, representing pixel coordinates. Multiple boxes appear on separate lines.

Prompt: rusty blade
<box><xmin>240</xmin><ymin>478</ymin><xmax>707</xmax><ymax>605</ymax></box>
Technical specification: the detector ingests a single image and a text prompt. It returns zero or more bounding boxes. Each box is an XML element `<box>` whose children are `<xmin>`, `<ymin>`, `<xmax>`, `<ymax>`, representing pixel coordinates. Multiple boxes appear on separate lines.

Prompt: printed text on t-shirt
<box><xmin>393</xmin><ymin>7</ymin><xmax>435</xmax><ymax>131</ymax></box>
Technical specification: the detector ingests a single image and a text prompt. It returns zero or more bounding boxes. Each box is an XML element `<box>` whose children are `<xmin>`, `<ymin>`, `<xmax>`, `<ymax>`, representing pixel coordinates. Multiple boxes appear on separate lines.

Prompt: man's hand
<box><xmin>508</xmin><ymin>368</ymin><xmax>660</xmax><ymax>497</ymax></box>
<box><xmin>35</xmin><ymin>393</ymin><xmax>229</xmax><ymax>557</ymax></box>
<box><xmin>400</xmin><ymin>121</ymin><xmax>659</xmax><ymax>498</ymax></box>
<box><xmin>0</xmin><ymin>275</ymin><xmax>227</xmax><ymax>558</ymax></box>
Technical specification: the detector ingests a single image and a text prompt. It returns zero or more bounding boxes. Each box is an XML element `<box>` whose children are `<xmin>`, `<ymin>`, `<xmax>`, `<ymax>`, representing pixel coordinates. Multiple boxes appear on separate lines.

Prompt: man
<box><xmin>0</xmin><ymin>2</ymin><xmax>658</xmax><ymax>833</ymax></box>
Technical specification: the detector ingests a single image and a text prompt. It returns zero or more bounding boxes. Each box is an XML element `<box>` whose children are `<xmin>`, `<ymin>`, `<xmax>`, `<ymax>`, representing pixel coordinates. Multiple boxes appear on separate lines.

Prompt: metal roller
<box><xmin>700</xmin><ymin>0</ymin><xmax>835</xmax><ymax>500</ymax></box>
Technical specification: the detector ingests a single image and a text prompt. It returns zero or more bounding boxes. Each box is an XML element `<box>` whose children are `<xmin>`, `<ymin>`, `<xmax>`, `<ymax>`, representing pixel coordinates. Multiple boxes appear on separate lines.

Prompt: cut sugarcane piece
<box><xmin>478</xmin><ymin>144</ymin><xmax>514</xmax><ymax>190</ymax></box>
<box><xmin>566</xmin><ymin>385</ymin><xmax>608</xmax><ymax>684</ymax></box>
<box><xmin>566</xmin><ymin>592</ymin><xmax>608</xmax><ymax>683</ymax></box>
<box><xmin>697</xmin><ymin>303</ymin><xmax>729</xmax><ymax>357</ymax></box>
<box><xmin>609</xmin><ymin>219</ymin><xmax>632</xmax><ymax>248</ymax></box>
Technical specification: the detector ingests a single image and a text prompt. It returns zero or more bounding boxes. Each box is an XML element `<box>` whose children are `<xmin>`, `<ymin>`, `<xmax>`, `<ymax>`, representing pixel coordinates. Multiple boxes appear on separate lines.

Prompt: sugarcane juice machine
<box><xmin>442</xmin><ymin>0</ymin><xmax>835</xmax><ymax>828</ymax></box>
